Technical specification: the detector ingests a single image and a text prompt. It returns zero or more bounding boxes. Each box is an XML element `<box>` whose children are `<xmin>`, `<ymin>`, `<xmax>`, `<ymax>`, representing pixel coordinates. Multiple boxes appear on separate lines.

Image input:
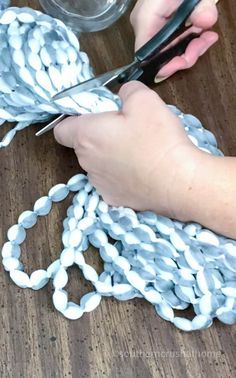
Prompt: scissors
<box><xmin>36</xmin><ymin>0</ymin><xmax>200</xmax><ymax>136</ymax></box>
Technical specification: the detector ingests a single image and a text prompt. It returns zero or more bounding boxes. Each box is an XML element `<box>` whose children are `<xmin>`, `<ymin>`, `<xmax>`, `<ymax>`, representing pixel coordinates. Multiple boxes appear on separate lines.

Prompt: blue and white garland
<box><xmin>0</xmin><ymin>1</ymin><xmax>235</xmax><ymax>331</ymax></box>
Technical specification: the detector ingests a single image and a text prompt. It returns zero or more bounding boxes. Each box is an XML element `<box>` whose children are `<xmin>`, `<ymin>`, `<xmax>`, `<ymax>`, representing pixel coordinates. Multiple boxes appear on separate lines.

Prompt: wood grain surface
<box><xmin>0</xmin><ymin>1</ymin><xmax>236</xmax><ymax>377</ymax></box>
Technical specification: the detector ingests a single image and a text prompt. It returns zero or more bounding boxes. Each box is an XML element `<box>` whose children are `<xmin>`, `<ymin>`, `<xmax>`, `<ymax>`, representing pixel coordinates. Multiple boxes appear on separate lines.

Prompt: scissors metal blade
<box><xmin>36</xmin><ymin>62</ymin><xmax>140</xmax><ymax>136</ymax></box>
<box><xmin>36</xmin><ymin>62</ymin><xmax>139</xmax><ymax>137</ymax></box>
<box><xmin>53</xmin><ymin>62</ymin><xmax>139</xmax><ymax>101</ymax></box>
<box><xmin>53</xmin><ymin>0</ymin><xmax>200</xmax><ymax>102</ymax></box>
<box><xmin>36</xmin><ymin>0</ymin><xmax>201</xmax><ymax>137</ymax></box>
<box><xmin>35</xmin><ymin>114</ymin><xmax>67</xmax><ymax>136</ymax></box>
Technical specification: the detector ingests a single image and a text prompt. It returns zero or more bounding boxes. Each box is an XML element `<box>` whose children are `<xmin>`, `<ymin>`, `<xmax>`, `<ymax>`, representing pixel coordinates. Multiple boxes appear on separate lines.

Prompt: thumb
<box><xmin>190</xmin><ymin>0</ymin><xmax>218</xmax><ymax>29</ymax></box>
<box><xmin>130</xmin><ymin>0</ymin><xmax>178</xmax><ymax>51</ymax></box>
<box><xmin>54</xmin><ymin>111</ymin><xmax>119</xmax><ymax>149</ymax></box>
<box><xmin>54</xmin><ymin>82</ymin><xmax>153</xmax><ymax>148</ymax></box>
<box><xmin>118</xmin><ymin>80</ymin><xmax>167</xmax><ymax>116</ymax></box>
<box><xmin>54</xmin><ymin>81</ymin><xmax>166</xmax><ymax>148</ymax></box>
<box><xmin>54</xmin><ymin>115</ymin><xmax>81</xmax><ymax>148</ymax></box>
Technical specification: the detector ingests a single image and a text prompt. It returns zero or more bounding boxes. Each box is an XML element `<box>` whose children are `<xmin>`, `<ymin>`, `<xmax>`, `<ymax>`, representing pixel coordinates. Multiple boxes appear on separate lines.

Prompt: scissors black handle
<box><xmin>135</xmin><ymin>0</ymin><xmax>201</xmax><ymax>64</ymax></box>
<box><xmin>133</xmin><ymin>33</ymin><xmax>199</xmax><ymax>85</ymax></box>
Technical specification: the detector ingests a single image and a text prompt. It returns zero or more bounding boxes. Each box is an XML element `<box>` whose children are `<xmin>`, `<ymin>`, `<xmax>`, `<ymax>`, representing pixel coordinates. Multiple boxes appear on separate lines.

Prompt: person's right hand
<box><xmin>54</xmin><ymin>81</ymin><xmax>202</xmax><ymax>220</ymax></box>
<box><xmin>130</xmin><ymin>0</ymin><xmax>219</xmax><ymax>80</ymax></box>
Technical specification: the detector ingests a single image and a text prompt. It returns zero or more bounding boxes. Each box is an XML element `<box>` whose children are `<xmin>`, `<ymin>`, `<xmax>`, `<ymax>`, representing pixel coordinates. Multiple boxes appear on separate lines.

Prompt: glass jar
<box><xmin>39</xmin><ymin>0</ymin><xmax>133</xmax><ymax>32</ymax></box>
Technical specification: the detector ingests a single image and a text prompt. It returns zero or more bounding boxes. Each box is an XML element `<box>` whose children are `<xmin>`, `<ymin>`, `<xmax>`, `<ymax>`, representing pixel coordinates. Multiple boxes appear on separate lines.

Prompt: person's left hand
<box><xmin>130</xmin><ymin>0</ymin><xmax>219</xmax><ymax>81</ymax></box>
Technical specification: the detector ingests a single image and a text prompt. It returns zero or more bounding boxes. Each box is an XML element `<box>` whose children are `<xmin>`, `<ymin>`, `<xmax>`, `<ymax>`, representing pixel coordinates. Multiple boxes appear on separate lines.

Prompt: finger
<box><xmin>118</xmin><ymin>81</ymin><xmax>150</xmax><ymax>103</ymax></box>
<box><xmin>157</xmin><ymin>31</ymin><xmax>218</xmax><ymax>78</ymax></box>
<box><xmin>156</xmin><ymin>31</ymin><xmax>218</xmax><ymax>78</ymax></box>
<box><xmin>54</xmin><ymin>115</ymin><xmax>82</xmax><ymax>148</ymax></box>
<box><xmin>158</xmin><ymin>25</ymin><xmax>203</xmax><ymax>52</ymax></box>
<box><xmin>190</xmin><ymin>0</ymin><xmax>218</xmax><ymax>29</ymax></box>
<box><xmin>118</xmin><ymin>81</ymin><xmax>168</xmax><ymax>117</ymax></box>
<box><xmin>131</xmin><ymin>0</ymin><xmax>182</xmax><ymax>50</ymax></box>
<box><xmin>54</xmin><ymin>112</ymin><xmax>119</xmax><ymax>149</ymax></box>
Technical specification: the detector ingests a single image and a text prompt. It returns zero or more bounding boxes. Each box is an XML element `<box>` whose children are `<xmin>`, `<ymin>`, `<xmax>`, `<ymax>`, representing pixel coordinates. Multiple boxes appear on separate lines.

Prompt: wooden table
<box><xmin>0</xmin><ymin>1</ymin><xmax>235</xmax><ymax>377</ymax></box>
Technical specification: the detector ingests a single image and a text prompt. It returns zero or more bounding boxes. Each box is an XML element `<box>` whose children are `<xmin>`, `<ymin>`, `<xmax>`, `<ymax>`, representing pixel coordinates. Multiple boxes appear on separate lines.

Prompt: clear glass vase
<box><xmin>39</xmin><ymin>0</ymin><xmax>133</xmax><ymax>32</ymax></box>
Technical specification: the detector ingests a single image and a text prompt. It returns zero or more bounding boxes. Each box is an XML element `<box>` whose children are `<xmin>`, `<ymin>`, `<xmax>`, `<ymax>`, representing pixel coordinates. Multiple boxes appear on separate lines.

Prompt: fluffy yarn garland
<box><xmin>0</xmin><ymin>3</ymin><xmax>120</xmax><ymax>148</ymax></box>
<box><xmin>0</xmin><ymin>2</ymin><xmax>236</xmax><ymax>331</ymax></box>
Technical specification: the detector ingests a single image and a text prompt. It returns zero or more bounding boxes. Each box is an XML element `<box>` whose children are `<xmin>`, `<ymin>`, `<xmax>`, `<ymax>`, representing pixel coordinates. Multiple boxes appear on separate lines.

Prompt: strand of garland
<box><xmin>0</xmin><ymin>2</ymin><xmax>235</xmax><ymax>331</ymax></box>
<box><xmin>2</xmin><ymin>106</ymin><xmax>236</xmax><ymax>331</ymax></box>
<box><xmin>0</xmin><ymin>3</ymin><xmax>120</xmax><ymax>148</ymax></box>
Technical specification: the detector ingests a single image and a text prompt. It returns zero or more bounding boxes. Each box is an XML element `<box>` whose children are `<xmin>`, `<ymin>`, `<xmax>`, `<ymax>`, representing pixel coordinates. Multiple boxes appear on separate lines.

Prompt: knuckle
<box><xmin>130</xmin><ymin>87</ymin><xmax>157</xmax><ymax>105</ymax></box>
<box><xmin>78</xmin><ymin>155</ymin><xmax>89</xmax><ymax>172</ymax></box>
<box><xmin>120</xmin><ymin>81</ymin><xmax>152</xmax><ymax>100</ymax></box>
<box><xmin>119</xmin><ymin>81</ymin><xmax>133</xmax><ymax>96</ymax></box>
<box><xmin>129</xmin><ymin>89</ymin><xmax>146</xmax><ymax>104</ymax></box>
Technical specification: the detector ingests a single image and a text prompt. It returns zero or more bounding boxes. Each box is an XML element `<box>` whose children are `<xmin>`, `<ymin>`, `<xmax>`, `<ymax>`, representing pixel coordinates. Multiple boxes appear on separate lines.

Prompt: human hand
<box><xmin>130</xmin><ymin>0</ymin><xmax>219</xmax><ymax>80</ymax></box>
<box><xmin>54</xmin><ymin>81</ymin><xmax>201</xmax><ymax>220</ymax></box>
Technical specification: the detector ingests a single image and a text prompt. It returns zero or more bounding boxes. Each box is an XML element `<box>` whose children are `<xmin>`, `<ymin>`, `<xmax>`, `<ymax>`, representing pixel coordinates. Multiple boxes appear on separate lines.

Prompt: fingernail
<box><xmin>154</xmin><ymin>75</ymin><xmax>169</xmax><ymax>83</ymax></box>
<box><xmin>185</xmin><ymin>19</ymin><xmax>192</xmax><ymax>27</ymax></box>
